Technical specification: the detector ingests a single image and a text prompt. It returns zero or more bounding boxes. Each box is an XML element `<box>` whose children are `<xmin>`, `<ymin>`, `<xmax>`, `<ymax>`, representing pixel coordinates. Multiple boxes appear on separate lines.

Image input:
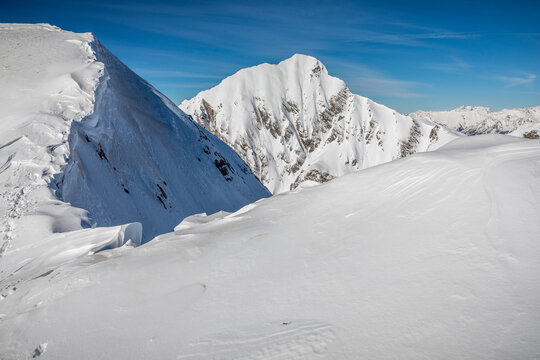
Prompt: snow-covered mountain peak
<box><xmin>276</xmin><ymin>53</ymin><xmax>329</xmax><ymax>75</ymax></box>
<box><xmin>281</xmin><ymin>53</ymin><xmax>320</xmax><ymax>64</ymax></box>
<box><xmin>0</xmin><ymin>24</ymin><xmax>269</xmax><ymax>259</ymax></box>
<box><xmin>231</xmin><ymin>53</ymin><xmax>329</xmax><ymax>79</ymax></box>
<box><xmin>181</xmin><ymin>55</ymin><xmax>457</xmax><ymax>193</ymax></box>
<box><xmin>196</xmin><ymin>53</ymin><xmax>342</xmax><ymax>108</ymax></box>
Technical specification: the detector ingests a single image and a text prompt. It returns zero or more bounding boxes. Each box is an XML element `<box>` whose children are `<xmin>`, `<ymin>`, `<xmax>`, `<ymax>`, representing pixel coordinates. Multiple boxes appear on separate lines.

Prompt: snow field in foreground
<box><xmin>1</xmin><ymin>135</ymin><xmax>539</xmax><ymax>359</ymax></box>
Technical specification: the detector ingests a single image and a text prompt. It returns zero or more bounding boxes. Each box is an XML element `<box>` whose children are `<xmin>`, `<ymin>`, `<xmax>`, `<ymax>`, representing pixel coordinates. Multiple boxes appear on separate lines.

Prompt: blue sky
<box><xmin>2</xmin><ymin>0</ymin><xmax>539</xmax><ymax>113</ymax></box>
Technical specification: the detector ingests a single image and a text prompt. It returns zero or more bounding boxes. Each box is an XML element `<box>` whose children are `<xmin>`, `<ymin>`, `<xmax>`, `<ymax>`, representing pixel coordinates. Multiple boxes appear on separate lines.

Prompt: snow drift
<box><xmin>180</xmin><ymin>54</ymin><xmax>458</xmax><ymax>193</ymax></box>
<box><xmin>1</xmin><ymin>135</ymin><xmax>539</xmax><ymax>359</ymax></box>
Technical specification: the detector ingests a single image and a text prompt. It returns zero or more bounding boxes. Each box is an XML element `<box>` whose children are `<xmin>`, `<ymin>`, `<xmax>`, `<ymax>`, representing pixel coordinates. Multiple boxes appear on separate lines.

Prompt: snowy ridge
<box><xmin>1</xmin><ymin>135</ymin><xmax>539</xmax><ymax>359</ymax></box>
<box><xmin>0</xmin><ymin>23</ymin><xmax>269</xmax><ymax>269</ymax></box>
<box><xmin>180</xmin><ymin>54</ymin><xmax>457</xmax><ymax>193</ymax></box>
<box><xmin>410</xmin><ymin>105</ymin><xmax>540</xmax><ymax>137</ymax></box>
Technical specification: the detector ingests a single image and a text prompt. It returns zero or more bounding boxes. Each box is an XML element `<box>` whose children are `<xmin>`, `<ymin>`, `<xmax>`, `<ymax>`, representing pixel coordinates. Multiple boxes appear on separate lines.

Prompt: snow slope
<box><xmin>180</xmin><ymin>54</ymin><xmax>457</xmax><ymax>193</ymax></box>
<box><xmin>2</xmin><ymin>135</ymin><xmax>539</xmax><ymax>359</ymax></box>
<box><xmin>0</xmin><ymin>22</ymin><xmax>269</xmax><ymax>261</ymax></box>
<box><xmin>410</xmin><ymin>105</ymin><xmax>540</xmax><ymax>137</ymax></box>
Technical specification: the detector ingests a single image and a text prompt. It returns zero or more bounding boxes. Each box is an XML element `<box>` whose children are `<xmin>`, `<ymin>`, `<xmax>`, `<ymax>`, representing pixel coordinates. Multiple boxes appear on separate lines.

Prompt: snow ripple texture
<box><xmin>1</xmin><ymin>135</ymin><xmax>539</xmax><ymax>359</ymax></box>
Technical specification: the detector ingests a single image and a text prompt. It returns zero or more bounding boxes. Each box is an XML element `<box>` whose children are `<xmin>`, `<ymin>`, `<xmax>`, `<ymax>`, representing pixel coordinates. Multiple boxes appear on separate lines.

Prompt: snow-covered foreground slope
<box><xmin>180</xmin><ymin>54</ymin><xmax>457</xmax><ymax>193</ymax></box>
<box><xmin>410</xmin><ymin>105</ymin><xmax>540</xmax><ymax>137</ymax></box>
<box><xmin>2</xmin><ymin>135</ymin><xmax>539</xmax><ymax>359</ymax></box>
<box><xmin>0</xmin><ymin>22</ymin><xmax>269</xmax><ymax>260</ymax></box>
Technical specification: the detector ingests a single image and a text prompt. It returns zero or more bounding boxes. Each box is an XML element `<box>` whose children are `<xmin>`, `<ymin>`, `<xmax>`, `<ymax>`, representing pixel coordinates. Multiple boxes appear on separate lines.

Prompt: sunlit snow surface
<box><xmin>1</xmin><ymin>135</ymin><xmax>539</xmax><ymax>359</ymax></box>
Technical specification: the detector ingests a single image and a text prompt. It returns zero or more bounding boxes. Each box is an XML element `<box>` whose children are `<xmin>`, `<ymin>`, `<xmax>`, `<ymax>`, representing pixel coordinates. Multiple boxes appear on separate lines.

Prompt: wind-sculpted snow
<box><xmin>55</xmin><ymin>36</ymin><xmax>269</xmax><ymax>241</ymax></box>
<box><xmin>410</xmin><ymin>105</ymin><xmax>540</xmax><ymax>137</ymax></box>
<box><xmin>180</xmin><ymin>54</ymin><xmax>457</xmax><ymax>193</ymax></box>
<box><xmin>0</xmin><ymin>22</ymin><xmax>269</xmax><ymax>268</ymax></box>
<box><xmin>1</xmin><ymin>135</ymin><xmax>539</xmax><ymax>359</ymax></box>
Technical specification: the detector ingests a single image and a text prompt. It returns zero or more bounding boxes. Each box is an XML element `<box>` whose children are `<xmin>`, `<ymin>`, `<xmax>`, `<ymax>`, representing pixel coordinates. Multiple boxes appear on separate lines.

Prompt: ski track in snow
<box><xmin>178</xmin><ymin>321</ymin><xmax>335</xmax><ymax>360</ymax></box>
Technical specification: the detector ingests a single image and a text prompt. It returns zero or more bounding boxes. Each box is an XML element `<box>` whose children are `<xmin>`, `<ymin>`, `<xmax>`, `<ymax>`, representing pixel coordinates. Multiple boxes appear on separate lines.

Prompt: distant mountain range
<box><xmin>410</xmin><ymin>105</ymin><xmax>540</xmax><ymax>137</ymax></box>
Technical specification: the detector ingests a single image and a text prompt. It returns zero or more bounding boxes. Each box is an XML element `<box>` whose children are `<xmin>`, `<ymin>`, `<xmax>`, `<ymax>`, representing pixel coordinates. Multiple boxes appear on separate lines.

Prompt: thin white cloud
<box><xmin>91</xmin><ymin>1</ymin><xmax>477</xmax><ymax>51</ymax></box>
<box><xmin>348</xmin><ymin>31</ymin><xmax>478</xmax><ymax>47</ymax></box>
<box><xmin>156</xmin><ymin>82</ymin><xmax>218</xmax><ymax>89</ymax></box>
<box><xmin>351</xmin><ymin>77</ymin><xmax>427</xmax><ymax>98</ymax></box>
<box><xmin>132</xmin><ymin>68</ymin><xmax>222</xmax><ymax>79</ymax></box>
<box><xmin>413</xmin><ymin>32</ymin><xmax>478</xmax><ymax>39</ymax></box>
<box><xmin>496</xmin><ymin>73</ymin><xmax>536</xmax><ymax>87</ymax></box>
<box><xmin>327</xmin><ymin>60</ymin><xmax>429</xmax><ymax>99</ymax></box>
